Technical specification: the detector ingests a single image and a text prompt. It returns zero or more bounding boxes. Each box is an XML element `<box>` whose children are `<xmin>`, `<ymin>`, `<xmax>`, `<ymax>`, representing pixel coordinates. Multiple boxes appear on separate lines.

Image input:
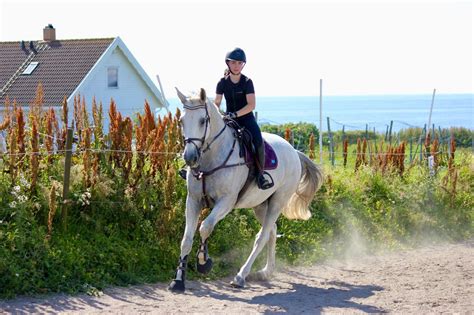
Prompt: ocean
<box><xmin>163</xmin><ymin>94</ymin><xmax>473</xmax><ymax>133</ymax></box>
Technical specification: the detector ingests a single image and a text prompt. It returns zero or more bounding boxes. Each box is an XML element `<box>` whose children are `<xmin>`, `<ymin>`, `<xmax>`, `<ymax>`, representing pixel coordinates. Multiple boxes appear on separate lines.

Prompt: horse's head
<box><xmin>177</xmin><ymin>87</ymin><xmax>215</xmax><ymax>169</ymax></box>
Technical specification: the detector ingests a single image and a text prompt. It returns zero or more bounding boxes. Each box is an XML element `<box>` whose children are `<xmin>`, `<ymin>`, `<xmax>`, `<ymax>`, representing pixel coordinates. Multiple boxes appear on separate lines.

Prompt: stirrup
<box><xmin>178</xmin><ymin>168</ymin><xmax>187</xmax><ymax>180</ymax></box>
<box><xmin>257</xmin><ymin>172</ymin><xmax>274</xmax><ymax>190</ymax></box>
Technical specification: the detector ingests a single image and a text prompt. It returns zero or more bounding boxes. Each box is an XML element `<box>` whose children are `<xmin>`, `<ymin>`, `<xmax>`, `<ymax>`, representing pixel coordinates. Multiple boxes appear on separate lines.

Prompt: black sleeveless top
<box><xmin>216</xmin><ymin>74</ymin><xmax>255</xmax><ymax>118</ymax></box>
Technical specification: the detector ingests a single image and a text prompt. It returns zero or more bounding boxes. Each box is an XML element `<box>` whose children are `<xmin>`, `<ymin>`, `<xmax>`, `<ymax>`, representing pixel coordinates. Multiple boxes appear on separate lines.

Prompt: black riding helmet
<box><xmin>225</xmin><ymin>47</ymin><xmax>246</xmax><ymax>63</ymax></box>
<box><xmin>225</xmin><ymin>48</ymin><xmax>246</xmax><ymax>75</ymax></box>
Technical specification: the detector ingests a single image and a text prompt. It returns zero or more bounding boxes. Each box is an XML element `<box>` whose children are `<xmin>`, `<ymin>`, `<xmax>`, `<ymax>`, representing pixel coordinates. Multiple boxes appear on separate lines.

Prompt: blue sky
<box><xmin>1</xmin><ymin>0</ymin><xmax>472</xmax><ymax>97</ymax></box>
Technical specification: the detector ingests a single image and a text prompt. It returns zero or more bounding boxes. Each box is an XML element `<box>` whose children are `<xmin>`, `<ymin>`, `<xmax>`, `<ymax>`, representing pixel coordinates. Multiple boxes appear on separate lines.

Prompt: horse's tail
<box><xmin>282</xmin><ymin>151</ymin><xmax>323</xmax><ymax>220</ymax></box>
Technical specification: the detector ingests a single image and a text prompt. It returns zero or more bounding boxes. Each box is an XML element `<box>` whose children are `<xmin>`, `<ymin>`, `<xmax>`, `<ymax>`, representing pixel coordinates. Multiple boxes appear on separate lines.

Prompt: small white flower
<box><xmin>20</xmin><ymin>176</ymin><xmax>30</xmax><ymax>189</ymax></box>
<box><xmin>9</xmin><ymin>201</ymin><xmax>17</xmax><ymax>208</ymax></box>
<box><xmin>12</xmin><ymin>185</ymin><xmax>21</xmax><ymax>194</ymax></box>
<box><xmin>18</xmin><ymin>195</ymin><xmax>28</xmax><ymax>203</ymax></box>
<box><xmin>15</xmin><ymin>273</ymin><xmax>19</xmax><ymax>277</ymax></box>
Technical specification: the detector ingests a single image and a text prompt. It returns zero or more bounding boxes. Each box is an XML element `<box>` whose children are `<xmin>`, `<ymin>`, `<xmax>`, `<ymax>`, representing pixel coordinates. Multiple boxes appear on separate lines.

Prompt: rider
<box><xmin>215</xmin><ymin>48</ymin><xmax>273</xmax><ymax>190</ymax></box>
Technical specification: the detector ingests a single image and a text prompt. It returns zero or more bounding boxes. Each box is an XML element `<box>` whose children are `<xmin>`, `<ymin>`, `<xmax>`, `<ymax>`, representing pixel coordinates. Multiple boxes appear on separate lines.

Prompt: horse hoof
<box><xmin>168</xmin><ymin>279</ymin><xmax>185</xmax><ymax>293</ymax></box>
<box><xmin>196</xmin><ymin>258</ymin><xmax>213</xmax><ymax>274</ymax></box>
<box><xmin>230</xmin><ymin>275</ymin><xmax>245</xmax><ymax>288</ymax></box>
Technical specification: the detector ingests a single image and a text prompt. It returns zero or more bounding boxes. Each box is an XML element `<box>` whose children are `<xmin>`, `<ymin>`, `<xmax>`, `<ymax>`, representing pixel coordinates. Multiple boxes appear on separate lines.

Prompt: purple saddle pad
<box><xmin>245</xmin><ymin>141</ymin><xmax>278</xmax><ymax>170</ymax></box>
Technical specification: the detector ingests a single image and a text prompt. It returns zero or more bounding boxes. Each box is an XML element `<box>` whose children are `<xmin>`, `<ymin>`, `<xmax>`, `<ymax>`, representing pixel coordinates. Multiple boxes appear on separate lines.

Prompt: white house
<box><xmin>0</xmin><ymin>24</ymin><xmax>168</xmax><ymax>124</ymax></box>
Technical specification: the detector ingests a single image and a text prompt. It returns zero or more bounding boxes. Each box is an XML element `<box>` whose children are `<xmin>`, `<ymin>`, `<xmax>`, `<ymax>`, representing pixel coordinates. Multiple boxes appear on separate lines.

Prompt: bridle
<box><xmin>182</xmin><ymin>101</ymin><xmax>227</xmax><ymax>167</ymax></box>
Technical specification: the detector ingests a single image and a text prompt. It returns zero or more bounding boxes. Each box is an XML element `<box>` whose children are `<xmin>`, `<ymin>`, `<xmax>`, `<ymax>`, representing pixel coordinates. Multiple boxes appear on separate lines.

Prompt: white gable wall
<box><xmin>72</xmin><ymin>46</ymin><xmax>161</xmax><ymax>127</ymax></box>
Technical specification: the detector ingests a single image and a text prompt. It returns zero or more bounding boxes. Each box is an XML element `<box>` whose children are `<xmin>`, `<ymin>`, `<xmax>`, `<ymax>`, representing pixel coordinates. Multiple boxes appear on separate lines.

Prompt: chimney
<box><xmin>43</xmin><ymin>24</ymin><xmax>56</xmax><ymax>41</ymax></box>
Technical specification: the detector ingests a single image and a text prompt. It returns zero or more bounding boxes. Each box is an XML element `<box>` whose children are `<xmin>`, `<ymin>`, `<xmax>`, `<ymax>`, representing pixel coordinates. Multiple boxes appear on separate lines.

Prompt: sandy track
<box><xmin>1</xmin><ymin>241</ymin><xmax>473</xmax><ymax>314</ymax></box>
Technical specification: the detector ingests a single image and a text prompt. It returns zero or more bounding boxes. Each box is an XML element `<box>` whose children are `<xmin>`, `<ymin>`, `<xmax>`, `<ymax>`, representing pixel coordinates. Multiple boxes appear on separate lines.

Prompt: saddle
<box><xmin>226</xmin><ymin>120</ymin><xmax>278</xmax><ymax>196</ymax></box>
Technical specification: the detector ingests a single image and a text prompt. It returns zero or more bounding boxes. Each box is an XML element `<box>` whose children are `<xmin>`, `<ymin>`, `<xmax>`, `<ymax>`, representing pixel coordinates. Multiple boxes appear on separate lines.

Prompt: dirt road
<box><xmin>1</xmin><ymin>241</ymin><xmax>473</xmax><ymax>314</ymax></box>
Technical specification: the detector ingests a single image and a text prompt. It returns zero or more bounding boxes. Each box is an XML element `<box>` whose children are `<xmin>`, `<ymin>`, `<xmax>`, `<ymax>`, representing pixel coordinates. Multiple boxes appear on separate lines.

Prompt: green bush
<box><xmin>1</xmin><ymin>122</ymin><xmax>472</xmax><ymax>299</ymax></box>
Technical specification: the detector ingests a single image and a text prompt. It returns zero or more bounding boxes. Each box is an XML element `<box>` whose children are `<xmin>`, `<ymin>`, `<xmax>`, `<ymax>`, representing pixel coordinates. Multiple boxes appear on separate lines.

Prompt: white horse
<box><xmin>169</xmin><ymin>88</ymin><xmax>323</xmax><ymax>292</ymax></box>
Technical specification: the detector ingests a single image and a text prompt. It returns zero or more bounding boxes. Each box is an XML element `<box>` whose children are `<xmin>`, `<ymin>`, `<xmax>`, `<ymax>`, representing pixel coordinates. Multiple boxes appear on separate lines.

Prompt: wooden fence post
<box><xmin>388</xmin><ymin>120</ymin><xmax>393</xmax><ymax>145</ymax></box>
<box><xmin>62</xmin><ymin>128</ymin><xmax>73</xmax><ymax>230</ymax></box>
<box><xmin>327</xmin><ymin>117</ymin><xmax>334</xmax><ymax>166</ymax></box>
<box><xmin>373</xmin><ymin>127</ymin><xmax>377</xmax><ymax>154</ymax></box>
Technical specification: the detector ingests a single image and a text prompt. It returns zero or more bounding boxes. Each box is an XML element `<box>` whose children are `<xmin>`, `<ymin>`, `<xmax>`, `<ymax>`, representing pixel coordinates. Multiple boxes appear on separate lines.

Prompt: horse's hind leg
<box><xmin>249</xmin><ymin>201</ymin><xmax>277</xmax><ymax>281</ymax></box>
<box><xmin>231</xmin><ymin>199</ymin><xmax>282</xmax><ymax>288</ymax></box>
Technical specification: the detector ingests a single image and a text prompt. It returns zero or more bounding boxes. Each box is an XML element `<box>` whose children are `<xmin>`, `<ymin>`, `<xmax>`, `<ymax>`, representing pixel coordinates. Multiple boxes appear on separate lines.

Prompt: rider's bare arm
<box><xmin>214</xmin><ymin>94</ymin><xmax>223</xmax><ymax>109</ymax></box>
<box><xmin>235</xmin><ymin>93</ymin><xmax>256</xmax><ymax>117</ymax></box>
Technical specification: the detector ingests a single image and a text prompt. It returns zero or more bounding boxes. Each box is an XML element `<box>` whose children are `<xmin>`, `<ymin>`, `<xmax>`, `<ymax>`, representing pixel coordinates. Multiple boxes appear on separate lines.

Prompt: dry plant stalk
<box><xmin>284</xmin><ymin>128</ymin><xmax>291</xmax><ymax>144</ymax></box>
<box><xmin>30</xmin><ymin>116</ymin><xmax>39</xmax><ymax>192</ymax></box>
<box><xmin>44</xmin><ymin>107</ymin><xmax>55</xmax><ymax>163</ymax></box>
<box><xmin>82</xmin><ymin>127</ymin><xmax>92</xmax><ymax>188</ymax></box>
<box><xmin>144</xmin><ymin>101</ymin><xmax>156</xmax><ymax>134</ymax></box>
<box><xmin>7</xmin><ymin>101</ymin><xmax>19</xmax><ymax>183</ymax></box>
<box><xmin>343</xmin><ymin>139</ymin><xmax>348</xmax><ymax>168</ymax></box>
<box><xmin>150</xmin><ymin>124</ymin><xmax>166</xmax><ymax>177</ymax></box>
<box><xmin>108</xmin><ymin>99</ymin><xmax>122</xmax><ymax>168</ymax></box>
<box><xmin>81</xmin><ymin>96</ymin><xmax>89</xmax><ymax>130</ymax></box>
<box><xmin>15</xmin><ymin>106</ymin><xmax>26</xmax><ymax>169</ymax></box>
<box><xmin>424</xmin><ymin>131</ymin><xmax>431</xmax><ymax>161</ymax></box>
<box><xmin>308</xmin><ymin>132</ymin><xmax>315</xmax><ymax>160</ymax></box>
<box><xmin>430</xmin><ymin>138</ymin><xmax>439</xmax><ymax>173</ymax></box>
<box><xmin>442</xmin><ymin>135</ymin><xmax>458</xmax><ymax>205</ymax></box>
<box><xmin>92</xmin><ymin>97</ymin><xmax>104</xmax><ymax>147</ymax></box>
<box><xmin>122</xmin><ymin>117</ymin><xmax>133</xmax><ymax>181</ymax></box>
<box><xmin>175</xmin><ymin>108</ymin><xmax>183</xmax><ymax>150</ymax></box>
<box><xmin>46</xmin><ymin>182</ymin><xmax>58</xmax><ymax>241</ymax></box>
<box><xmin>362</xmin><ymin>138</ymin><xmax>368</xmax><ymax>165</ymax></box>
<box><xmin>396</xmin><ymin>142</ymin><xmax>406</xmax><ymax>176</ymax></box>
<box><xmin>30</xmin><ymin>83</ymin><xmax>44</xmax><ymax>128</ymax></box>
<box><xmin>355</xmin><ymin>138</ymin><xmax>362</xmax><ymax>171</ymax></box>
<box><xmin>57</xmin><ymin>96</ymin><xmax>68</xmax><ymax>151</ymax></box>
<box><xmin>73</xmin><ymin>94</ymin><xmax>84</xmax><ymax>142</ymax></box>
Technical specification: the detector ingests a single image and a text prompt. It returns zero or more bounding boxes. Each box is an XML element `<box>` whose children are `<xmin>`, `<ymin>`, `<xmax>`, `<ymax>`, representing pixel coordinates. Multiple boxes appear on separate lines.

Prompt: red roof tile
<box><xmin>0</xmin><ymin>38</ymin><xmax>114</xmax><ymax>107</ymax></box>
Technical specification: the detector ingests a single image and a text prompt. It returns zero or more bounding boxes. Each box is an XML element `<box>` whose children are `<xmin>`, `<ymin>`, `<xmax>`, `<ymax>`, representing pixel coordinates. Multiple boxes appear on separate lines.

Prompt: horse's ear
<box><xmin>175</xmin><ymin>87</ymin><xmax>187</xmax><ymax>104</ymax></box>
<box><xmin>199</xmin><ymin>88</ymin><xmax>206</xmax><ymax>103</ymax></box>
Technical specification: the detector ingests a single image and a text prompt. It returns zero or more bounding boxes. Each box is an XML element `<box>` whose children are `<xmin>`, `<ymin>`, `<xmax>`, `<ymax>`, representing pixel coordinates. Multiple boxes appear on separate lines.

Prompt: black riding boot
<box><xmin>256</xmin><ymin>144</ymin><xmax>273</xmax><ymax>190</ymax></box>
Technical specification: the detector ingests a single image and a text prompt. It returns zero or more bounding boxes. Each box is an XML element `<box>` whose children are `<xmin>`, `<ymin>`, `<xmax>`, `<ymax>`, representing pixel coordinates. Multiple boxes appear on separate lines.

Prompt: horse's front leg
<box><xmin>169</xmin><ymin>195</ymin><xmax>201</xmax><ymax>293</ymax></box>
<box><xmin>196</xmin><ymin>196</ymin><xmax>237</xmax><ymax>274</ymax></box>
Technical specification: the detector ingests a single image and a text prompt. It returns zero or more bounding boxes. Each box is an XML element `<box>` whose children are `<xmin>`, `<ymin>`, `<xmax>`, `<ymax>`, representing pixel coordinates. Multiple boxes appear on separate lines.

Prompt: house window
<box><xmin>107</xmin><ymin>67</ymin><xmax>118</xmax><ymax>88</ymax></box>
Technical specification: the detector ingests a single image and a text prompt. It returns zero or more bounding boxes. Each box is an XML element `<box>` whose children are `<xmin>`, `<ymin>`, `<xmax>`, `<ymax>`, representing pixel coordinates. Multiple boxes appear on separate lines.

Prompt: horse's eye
<box><xmin>200</xmin><ymin>118</ymin><xmax>206</xmax><ymax>125</ymax></box>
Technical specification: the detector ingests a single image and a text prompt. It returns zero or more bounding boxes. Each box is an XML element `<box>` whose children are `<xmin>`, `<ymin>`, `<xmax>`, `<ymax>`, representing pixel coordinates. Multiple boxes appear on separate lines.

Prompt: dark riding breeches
<box><xmin>235</xmin><ymin>114</ymin><xmax>262</xmax><ymax>150</ymax></box>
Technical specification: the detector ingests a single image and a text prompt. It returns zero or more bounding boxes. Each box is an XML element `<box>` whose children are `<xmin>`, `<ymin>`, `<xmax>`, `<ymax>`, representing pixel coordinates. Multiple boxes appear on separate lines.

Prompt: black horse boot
<box><xmin>168</xmin><ymin>255</ymin><xmax>188</xmax><ymax>293</ymax></box>
<box><xmin>196</xmin><ymin>239</ymin><xmax>213</xmax><ymax>274</ymax></box>
<box><xmin>256</xmin><ymin>143</ymin><xmax>274</xmax><ymax>190</ymax></box>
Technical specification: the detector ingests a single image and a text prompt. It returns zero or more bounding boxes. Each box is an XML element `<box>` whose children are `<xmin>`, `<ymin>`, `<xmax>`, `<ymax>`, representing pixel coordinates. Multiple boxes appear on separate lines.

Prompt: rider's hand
<box><xmin>224</xmin><ymin>112</ymin><xmax>237</xmax><ymax>120</ymax></box>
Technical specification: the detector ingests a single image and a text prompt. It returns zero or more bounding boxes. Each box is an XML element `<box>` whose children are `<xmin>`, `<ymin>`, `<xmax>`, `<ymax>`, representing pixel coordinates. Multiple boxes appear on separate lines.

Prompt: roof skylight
<box><xmin>22</xmin><ymin>62</ymin><xmax>39</xmax><ymax>75</ymax></box>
